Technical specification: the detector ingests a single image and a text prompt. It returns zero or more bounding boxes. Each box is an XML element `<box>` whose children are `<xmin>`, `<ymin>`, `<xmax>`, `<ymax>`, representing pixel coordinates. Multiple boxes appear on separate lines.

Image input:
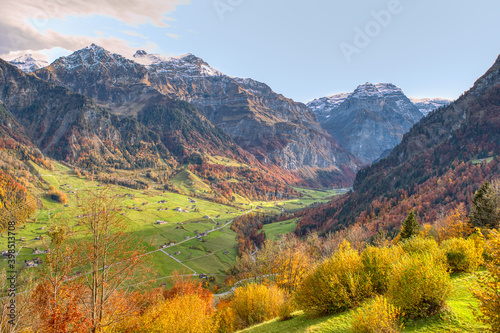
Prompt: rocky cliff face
<box><xmin>33</xmin><ymin>46</ymin><xmax>360</xmax><ymax>185</ymax></box>
<box><xmin>309</xmin><ymin>83</ymin><xmax>423</xmax><ymax>164</ymax></box>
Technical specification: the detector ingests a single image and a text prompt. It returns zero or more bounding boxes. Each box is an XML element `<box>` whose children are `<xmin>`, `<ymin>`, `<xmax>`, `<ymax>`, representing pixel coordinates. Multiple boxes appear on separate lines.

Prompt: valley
<box><xmin>0</xmin><ymin>160</ymin><xmax>338</xmax><ymax>289</ymax></box>
<box><xmin>0</xmin><ymin>10</ymin><xmax>498</xmax><ymax>330</ymax></box>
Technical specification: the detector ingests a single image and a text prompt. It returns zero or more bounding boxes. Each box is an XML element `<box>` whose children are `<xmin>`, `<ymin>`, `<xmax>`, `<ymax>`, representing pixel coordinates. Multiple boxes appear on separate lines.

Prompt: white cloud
<box><xmin>0</xmin><ymin>0</ymin><xmax>190</xmax><ymax>58</ymax></box>
<box><xmin>167</xmin><ymin>33</ymin><xmax>180</xmax><ymax>39</ymax></box>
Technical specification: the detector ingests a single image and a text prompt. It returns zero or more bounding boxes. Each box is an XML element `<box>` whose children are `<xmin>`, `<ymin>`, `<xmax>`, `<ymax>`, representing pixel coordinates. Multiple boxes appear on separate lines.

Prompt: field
<box><xmin>263</xmin><ymin>218</ymin><xmax>300</xmax><ymax>240</ymax></box>
<box><xmin>1</xmin><ymin>161</ymin><xmax>340</xmax><ymax>289</ymax></box>
<box><xmin>239</xmin><ymin>272</ymin><xmax>487</xmax><ymax>332</ymax></box>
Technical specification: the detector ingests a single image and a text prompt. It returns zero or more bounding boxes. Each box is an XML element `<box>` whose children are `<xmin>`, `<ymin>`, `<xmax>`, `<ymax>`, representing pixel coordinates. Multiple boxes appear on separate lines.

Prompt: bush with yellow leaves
<box><xmin>440</xmin><ymin>237</ymin><xmax>483</xmax><ymax>273</ymax></box>
<box><xmin>387</xmin><ymin>253</ymin><xmax>451</xmax><ymax>318</ymax></box>
<box><xmin>295</xmin><ymin>242</ymin><xmax>372</xmax><ymax>316</ymax></box>
<box><xmin>138</xmin><ymin>293</ymin><xmax>219</xmax><ymax>333</ymax></box>
<box><xmin>361</xmin><ymin>245</ymin><xmax>404</xmax><ymax>294</ymax></box>
<box><xmin>473</xmin><ymin>230</ymin><xmax>500</xmax><ymax>332</ymax></box>
<box><xmin>231</xmin><ymin>283</ymin><xmax>285</xmax><ymax>329</ymax></box>
<box><xmin>351</xmin><ymin>296</ymin><xmax>402</xmax><ymax>333</ymax></box>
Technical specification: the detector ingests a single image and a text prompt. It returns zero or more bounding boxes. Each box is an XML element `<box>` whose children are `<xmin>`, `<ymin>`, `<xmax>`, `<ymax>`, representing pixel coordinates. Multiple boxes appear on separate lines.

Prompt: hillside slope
<box><xmin>0</xmin><ymin>58</ymin><xmax>174</xmax><ymax>170</ymax></box>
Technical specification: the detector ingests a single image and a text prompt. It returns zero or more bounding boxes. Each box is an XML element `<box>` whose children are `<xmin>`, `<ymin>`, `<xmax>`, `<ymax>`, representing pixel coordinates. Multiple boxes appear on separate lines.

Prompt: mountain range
<box><xmin>29</xmin><ymin>45</ymin><xmax>361</xmax><ymax>186</ymax></box>
<box><xmin>297</xmin><ymin>54</ymin><xmax>500</xmax><ymax>235</ymax></box>
<box><xmin>3</xmin><ymin>45</ymin><xmax>459</xmax><ymax>196</ymax></box>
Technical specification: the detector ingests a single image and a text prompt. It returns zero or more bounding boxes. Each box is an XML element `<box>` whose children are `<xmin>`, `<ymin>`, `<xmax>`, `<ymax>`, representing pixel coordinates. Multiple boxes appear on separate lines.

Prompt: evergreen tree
<box><xmin>400</xmin><ymin>210</ymin><xmax>420</xmax><ymax>240</ymax></box>
<box><xmin>469</xmin><ymin>181</ymin><xmax>500</xmax><ymax>229</ymax></box>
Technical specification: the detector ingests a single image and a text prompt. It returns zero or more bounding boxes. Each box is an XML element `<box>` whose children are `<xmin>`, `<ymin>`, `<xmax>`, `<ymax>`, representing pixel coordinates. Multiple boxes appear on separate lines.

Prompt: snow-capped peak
<box><xmin>410</xmin><ymin>97</ymin><xmax>453</xmax><ymax>116</ymax></box>
<box><xmin>52</xmin><ymin>44</ymin><xmax>138</xmax><ymax>72</ymax></box>
<box><xmin>9</xmin><ymin>54</ymin><xmax>49</xmax><ymax>73</ymax></box>
<box><xmin>132</xmin><ymin>50</ymin><xmax>222</xmax><ymax>77</ymax></box>
<box><xmin>351</xmin><ymin>82</ymin><xmax>403</xmax><ymax>98</ymax></box>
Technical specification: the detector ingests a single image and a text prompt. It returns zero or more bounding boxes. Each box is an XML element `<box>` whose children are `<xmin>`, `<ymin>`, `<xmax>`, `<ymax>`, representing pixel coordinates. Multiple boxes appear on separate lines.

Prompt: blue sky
<box><xmin>2</xmin><ymin>0</ymin><xmax>500</xmax><ymax>102</ymax></box>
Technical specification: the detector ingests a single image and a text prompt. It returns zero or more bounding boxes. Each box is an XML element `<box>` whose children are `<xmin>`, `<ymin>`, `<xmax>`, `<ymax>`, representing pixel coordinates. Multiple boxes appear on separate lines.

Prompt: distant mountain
<box><xmin>9</xmin><ymin>54</ymin><xmax>48</xmax><ymax>73</ymax></box>
<box><xmin>297</xmin><ymin>55</ymin><xmax>500</xmax><ymax>235</ymax></box>
<box><xmin>307</xmin><ymin>93</ymin><xmax>350</xmax><ymax>123</ymax></box>
<box><xmin>410</xmin><ymin>97</ymin><xmax>453</xmax><ymax>116</ymax></box>
<box><xmin>34</xmin><ymin>45</ymin><xmax>360</xmax><ymax>186</ymax></box>
<box><xmin>308</xmin><ymin>83</ymin><xmax>423</xmax><ymax>164</ymax></box>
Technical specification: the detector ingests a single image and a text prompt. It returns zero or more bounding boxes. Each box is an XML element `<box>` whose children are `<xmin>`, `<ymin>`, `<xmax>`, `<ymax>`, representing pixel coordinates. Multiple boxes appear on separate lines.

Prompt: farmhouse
<box><xmin>32</xmin><ymin>248</ymin><xmax>49</xmax><ymax>255</ymax></box>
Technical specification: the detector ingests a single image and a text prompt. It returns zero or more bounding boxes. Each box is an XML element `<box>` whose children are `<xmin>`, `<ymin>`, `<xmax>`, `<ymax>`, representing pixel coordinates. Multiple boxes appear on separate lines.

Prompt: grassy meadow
<box><xmin>1</xmin><ymin>161</ymin><xmax>339</xmax><ymax>289</ymax></box>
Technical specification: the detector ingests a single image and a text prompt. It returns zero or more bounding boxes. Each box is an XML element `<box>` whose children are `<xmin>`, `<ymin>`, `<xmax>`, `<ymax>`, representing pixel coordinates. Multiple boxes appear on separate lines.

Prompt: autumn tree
<box><xmin>436</xmin><ymin>204</ymin><xmax>473</xmax><ymax>242</ymax></box>
<box><xmin>33</xmin><ymin>225</ymin><xmax>90</xmax><ymax>332</ymax></box>
<box><xmin>0</xmin><ymin>170</ymin><xmax>38</xmax><ymax>232</ymax></box>
<box><xmin>235</xmin><ymin>236</ymin><xmax>312</xmax><ymax>293</ymax></box>
<box><xmin>71</xmin><ymin>188</ymin><xmax>148</xmax><ymax>333</ymax></box>
<box><xmin>400</xmin><ymin>210</ymin><xmax>420</xmax><ymax>240</ymax></box>
<box><xmin>469</xmin><ymin>181</ymin><xmax>500</xmax><ymax>230</ymax></box>
<box><xmin>472</xmin><ymin>230</ymin><xmax>500</xmax><ymax>331</ymax></box>
<box><xmin>0</xmin><ymin>269</ymin><xmax>38</xmax><ymax>333</ymax></box>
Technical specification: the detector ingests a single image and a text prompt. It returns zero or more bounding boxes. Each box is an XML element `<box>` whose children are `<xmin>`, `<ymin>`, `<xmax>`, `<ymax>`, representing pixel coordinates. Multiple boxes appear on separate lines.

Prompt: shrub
<box><xmin>387</xmin><ymin>253</ymin><xmax>452</xmax><ymax>318</ymax></box>
<box><xmin>278</xmin><ymin>295</ymin><xmax>295</xmax><ymax>321</ymax></box>
<box><xmin>47</xmin><ymin>187</ymin><xmax>68</xmax><ymax>204</ymax></box>
<box><xmin>351</xmin><ymin>296</ymin><xmax>402</xmax><ymax>333</ymax></box>
<box><xmin>231</xmin><ymin>283</ymin><xmax>285</xmax><ymax>328</ymax></box>
<box><xmin>440</xmin><ymin>237</ymin><xmax>483</xmax><ymax>273</ymax></box>
<box><xmin>473</xmin><ymin>230</ymin><xmax>500</xmax><ymax>332</ymax></box>
<box><xmin>399</xmin><ymin>236</ymin><xmax>446</xmax><ymax>264</ymax></box>
<box><xmin>295</xmin><ymin>242</ymin><xmax>372</xmax><ymax>316</ymax></box>
<box><xmin>362</xmin><ymin>246</ymin><xmax>404</xmax><ymax>294</ymax></box>
<box><xmin>216</xmin><ymin>300</ymin><xmax>236</xmax><ymax>333</ymax></box>
<box><xmin>139</xmin><ymin>294</ymin><xmax>219</xmax><ymax>333</ymax></box>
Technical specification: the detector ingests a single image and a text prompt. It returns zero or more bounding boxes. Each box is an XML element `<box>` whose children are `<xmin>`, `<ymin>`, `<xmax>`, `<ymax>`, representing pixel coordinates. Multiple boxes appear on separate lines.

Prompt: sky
<box><xmin>1</xmin><ymin>0</ymin><xmax>500</xmax><ymax>103</ymax></box>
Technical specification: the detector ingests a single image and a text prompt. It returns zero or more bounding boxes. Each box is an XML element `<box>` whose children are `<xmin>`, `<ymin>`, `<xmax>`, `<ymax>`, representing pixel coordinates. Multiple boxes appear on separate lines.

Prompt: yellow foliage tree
<box><xmin>436</xmin><ymin>204</ymin><xmax>473</xmax><ymax>242</ymax></box>
<box><xmin>473</xmin><ymin>230</ymin><xmax>500</xmax><ymax>332</ymax></box>
<box><xmin>138</xmin><ymin>294</ymin><xmax>219</xmax><ymax>333</ymax></box>
<box><xmin>231</xmin><ymin>283</ymin><xmax>285</xmax><ymax>329</ymax></box>
<box><xmin>0</xmin><ymin>170</ymin><xmax>37</xmax><ymax>231</ymax></box>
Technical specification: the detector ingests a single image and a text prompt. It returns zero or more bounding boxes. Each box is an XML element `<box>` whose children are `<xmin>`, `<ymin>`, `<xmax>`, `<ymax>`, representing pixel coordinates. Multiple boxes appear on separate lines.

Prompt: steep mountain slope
<box><xmin>410</xmin><ymin>97</ymin><xmax>453</xmax><ymax>116</ymax></box>
<box><xmin>0</xmin><ymin>100</ymin><xmax>33</xmax><ymax>147</ymax></box>
<box><xmin>33</xmin><ymin>45</ymin><xmax>360</xmax><ymax>186</ymax></box>
<box><xmin>139</xmin><ymin>50</ymin><xmax>358</xmax><ymax>174</ymax></box>
<box><xmin>34</xmin><ymin>45</ymin><xmax>238</xmax><ymax>159</ymax></box>
<box><xmin>8</xmin><ymin>54</ymin><xmax>48</xmax><ymax>73</ymax></box>
<box><xmin>297</xmin><ymin>55</ymin><xmax>500</xmax><ymax>235</ymax></box>
<box><xmin>309</xmin><ymin>83</ymin><xmax>423</xmax><ymax>164</ymax></box>
<box><xmin>0</xmin><ymin>58</ymin><xmax>172</xmax><ymax>170</ymax></box>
